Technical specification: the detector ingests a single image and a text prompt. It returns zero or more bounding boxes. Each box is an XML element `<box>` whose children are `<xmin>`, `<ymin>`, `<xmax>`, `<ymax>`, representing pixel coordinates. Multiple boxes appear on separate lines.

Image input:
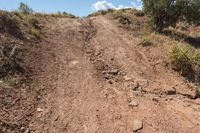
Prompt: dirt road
<box><xmin>29</xmin><ymin>16</ymin><xmax>200</xmax><ymax>133</ymax></box>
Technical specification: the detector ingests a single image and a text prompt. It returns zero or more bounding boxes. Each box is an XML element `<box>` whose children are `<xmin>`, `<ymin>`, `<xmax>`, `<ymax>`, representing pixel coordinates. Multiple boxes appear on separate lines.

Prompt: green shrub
<box><xmin>170</xmin><ymin>45</ymin><xmax>200</xmax><ymax>81</ymax></box>
<box><xmin>62</xmin><ymin>12</ymin><xmax>77</xmax><ymax>18</ymax></box>
<box><xmin>142</xmin><ymin>0</ymin><xmax>200</xmax><ymax>32</ymax></box>
<box><xmin>139</xmin><ymin>37</ymin><xmax>152</xmax><ymax>46</ymax></box>
<box><xmin>18</xmin><ymin>2</ymin><xmax>33</xmax><ymax>15</ymax></box>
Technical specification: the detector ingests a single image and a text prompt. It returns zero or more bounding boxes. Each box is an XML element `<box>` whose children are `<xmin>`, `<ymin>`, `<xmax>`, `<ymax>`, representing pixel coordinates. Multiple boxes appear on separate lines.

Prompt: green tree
<box><xmin>18</xmin><ymin>2</ymin><xmax>33</xmax><ymax>14</ymax></box>
<box><xmin>143</xmin><ymin>0</ymin><xmax>200</xmax><ymax>32</ymax></box>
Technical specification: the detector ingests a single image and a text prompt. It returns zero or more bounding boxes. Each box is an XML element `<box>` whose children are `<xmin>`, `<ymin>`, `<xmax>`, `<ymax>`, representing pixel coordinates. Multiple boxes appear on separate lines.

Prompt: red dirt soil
<box><xmin>1</xmin><ymin>15</ymin><xmax>200</xmax><ymax>133</ymax></box>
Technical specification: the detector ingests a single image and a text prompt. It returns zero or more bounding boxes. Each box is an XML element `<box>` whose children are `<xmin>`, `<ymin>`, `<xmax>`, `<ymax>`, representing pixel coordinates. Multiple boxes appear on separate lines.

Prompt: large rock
<box><xmin>109</xmin><ymin>69</ymin><xmax>119</xmax><ymax>75</ymax></box>
<box><xmin>133</xmin><ymin>119</ymin><xmax>143</xmax><ymax>132</ymax></box>
<box><xmin>129</xmin><ymin>100</ymin><xmax>138</xmax><ymax>107</ymax></box>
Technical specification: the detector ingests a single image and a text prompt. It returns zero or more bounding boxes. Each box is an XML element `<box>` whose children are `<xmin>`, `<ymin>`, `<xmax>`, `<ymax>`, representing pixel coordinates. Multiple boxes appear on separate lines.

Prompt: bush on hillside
<box><xmin>118</xmin><ymin>14</ymin><xmax>132</xmax><ymax>25</ymax></box>
<box><xmin>18</xmin><ymin>2</ymin><xmax>33</xmax><ymax>15</ymax></box>
<box><xmin>62</xmin><ymin>12</ymin><xmax>77</xmax><ymax>18</ymax></box>
<box><xmin>170</xmin><ymin>44</ymin><xmax>200</xmax><ymax>81</ymax></box>
<box><xmin>0</xmin><ymin>11</ymin><xmax>22</xmax><ymax>37</ymax></box>
<box><xmin>143</xmin><ymin>0</ymin><xmax>200</xmax><ymax>32</ymax></box>
<box><xmin>113</xmin><ymin>10</ymin><xmax>132</xmax><ymax>25</ymax></box>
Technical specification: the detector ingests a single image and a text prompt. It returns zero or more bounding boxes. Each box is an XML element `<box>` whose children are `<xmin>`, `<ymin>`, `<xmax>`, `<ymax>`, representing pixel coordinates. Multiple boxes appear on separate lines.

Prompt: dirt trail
<box><xmin>30</xmin><ymin>16</ymin><xmax>200</xmax><ymax>133</ymax></box>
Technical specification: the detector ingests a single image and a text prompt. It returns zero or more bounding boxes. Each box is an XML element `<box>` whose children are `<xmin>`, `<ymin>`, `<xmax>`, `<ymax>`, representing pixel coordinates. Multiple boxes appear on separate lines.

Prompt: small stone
<box><xmin>21</xmin><ymin>127</ymin><xmax>26</xmax><ymax>132</ymax></box>
<box><xmin>109</xmin><ymin>69</ymin><xmax>119</xmax><ymax>75</ymax></box>
<box><xmin>124</xmin><ymin>76</ymin><xmax>132</xmax><ymax>81</ymax></box>
<box><xmin>104</xmin><ymin>75</ymin><xmax>110</xmax><ymax>80</ymax></box>
<box><xmin>166</xmin><ymin>87</ymin><xmax>176</xmax><ymax>95</ymax></box>
<box><xmin>21</xmin><ymin>127</ymin><xmax>30</xmax><ymax>133</ymax></box>
<box><xmin>129</xmin><ymin>100</ymin><xmax>138</xmax><ymax>107</ymax></box>
<box><xmin>134</xmin><ymin>91</ymin><xmax>144</xmax><ymax>97</ymax></box>
<box><xmin>104</xmin><ymin>94</ymin><xmax>108</xmax><ymax>98</ymax></box>
<box><xmin>102</xmin><ymin>71</ymin><xmax>107</xmax><ymax>74</ymax></box>
<box><xmin>164</xmin><ymin>98</ymin><xmax>168</xmax><ymax>101</ymax></box>
<box><xmin>109</xmin><ymin>80</ymin><xmax>113</xmax><ymax>84</ymax></box>
<box><xmin>132</xmin><ymin>82</ymin><xmax>139</xmax><ymax>91</ymax></box>
<box><xmin>24</xmin><ymin>129</ymin><xmax>30</xmax><ymax>133</ymax></box>
<box><xmin>37</xmin><ymin>108</ymin><xmax>44</xmax><ymax>112</ymax></box>
<box><xmin>133</xmin><ymin>119</ymin><xmax>143</xmax><ymax>132</ymax></box>
<box><xmin>152</xmin><ymin>97</ymin><xmax>159</xmax><ymax>102</ymax></box>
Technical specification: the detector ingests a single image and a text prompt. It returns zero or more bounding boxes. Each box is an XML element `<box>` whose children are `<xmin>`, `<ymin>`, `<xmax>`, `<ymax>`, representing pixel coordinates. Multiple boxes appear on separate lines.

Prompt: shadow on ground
<box><xmin>163</xmin><ymin>30</ymin><xmax>200</xmax><ymax>48</ymax></box>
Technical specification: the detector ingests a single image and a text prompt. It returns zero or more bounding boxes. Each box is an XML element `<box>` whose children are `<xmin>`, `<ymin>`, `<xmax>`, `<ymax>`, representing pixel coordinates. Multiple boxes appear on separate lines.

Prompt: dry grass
<box><xmin>0</xmin><ymin>11</ymin><xmax>22</xmax><ymax>37</ymax></box>
<box><xmin>139</xmin><ymin>36</ymin><xmax>152</xmax><ymax>46</ymax></box>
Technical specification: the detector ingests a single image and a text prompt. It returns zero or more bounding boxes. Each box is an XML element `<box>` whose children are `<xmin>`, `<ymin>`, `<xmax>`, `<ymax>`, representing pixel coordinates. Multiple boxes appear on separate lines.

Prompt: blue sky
<box><xmin>0</xmin><ymin>0</ymin><xmax>143</xmax><ymax>16</ymax></box>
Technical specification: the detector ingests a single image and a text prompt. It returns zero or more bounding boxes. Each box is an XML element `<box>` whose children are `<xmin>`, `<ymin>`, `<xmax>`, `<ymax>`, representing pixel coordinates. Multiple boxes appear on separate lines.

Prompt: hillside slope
<box><xmin>1</xmin><ymin>13</ymin><xmax>200</xmax><ymax>133</ymax></box>
<box><xmin>28</xmin><ymin>15</ymin><xmax>200</xmax><ymax>133</ymax></box>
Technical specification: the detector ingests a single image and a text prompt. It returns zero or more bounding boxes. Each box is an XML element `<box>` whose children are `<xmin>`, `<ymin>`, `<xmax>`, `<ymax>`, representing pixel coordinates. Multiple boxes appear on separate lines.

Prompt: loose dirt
<box><xmin>2</xmin><ymin>15</ymin><xmax>200</xmax><ymax>133</ymax></box>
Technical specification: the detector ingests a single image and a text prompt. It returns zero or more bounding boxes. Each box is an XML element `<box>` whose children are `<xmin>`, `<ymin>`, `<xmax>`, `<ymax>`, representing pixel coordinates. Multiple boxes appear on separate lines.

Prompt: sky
<box><xmin>0</xmin><ymin>0</ymin><xmax>143</xmax><ymax>16</ymax></box>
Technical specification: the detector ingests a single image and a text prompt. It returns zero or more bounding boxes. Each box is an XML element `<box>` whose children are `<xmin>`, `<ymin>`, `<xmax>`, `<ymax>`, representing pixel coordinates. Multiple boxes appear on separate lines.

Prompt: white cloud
<box><xmin>92</xmin><ymin>0</ymin><xmax>142</xmax><ymax>11</ymax></box>
<box><xmin>92</xmin><ymin>1</ymin><xmax>115</xmax><ymax>11</ymax></box>
<box><xmin>131</xmin><ymin>1</ymin><xmax>142</xmax><ymax>10</ymax></box>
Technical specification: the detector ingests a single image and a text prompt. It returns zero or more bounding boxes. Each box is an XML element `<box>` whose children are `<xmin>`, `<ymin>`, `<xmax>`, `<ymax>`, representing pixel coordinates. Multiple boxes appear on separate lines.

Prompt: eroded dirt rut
<box><xmin>30</xmin><ymin>17</ymin><xmax>200</xmax><ymax>133</ymax></box>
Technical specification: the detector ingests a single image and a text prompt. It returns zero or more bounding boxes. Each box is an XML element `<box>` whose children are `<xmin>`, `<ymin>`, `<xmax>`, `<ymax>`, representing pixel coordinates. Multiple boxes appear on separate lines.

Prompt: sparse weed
<box><xmin>29</xmin><ymin>28</ymin><xmax>41</xmax><ymax>39</ymax></box>
<box><xmin>27</xmin><ymin>15</ymin><xmax>40</xmax><ymax>29</ymax></box>
<box><xmin>139</xmin><ymin>37</ymin><xmax>152</xmax><ymax>46</ymax></box>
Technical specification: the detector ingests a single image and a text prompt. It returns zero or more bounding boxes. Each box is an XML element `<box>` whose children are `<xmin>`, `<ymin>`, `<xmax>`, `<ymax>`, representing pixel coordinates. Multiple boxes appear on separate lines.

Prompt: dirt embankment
<box><xmin>1</xmin><ymin>14</ymin><xmax>200</xmax><ymax>133</ymax></box>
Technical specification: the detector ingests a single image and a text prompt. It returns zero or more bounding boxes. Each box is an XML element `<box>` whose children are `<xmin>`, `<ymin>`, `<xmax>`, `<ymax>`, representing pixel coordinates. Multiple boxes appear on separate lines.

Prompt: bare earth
<box><xmin>28</xmin><ymin>16</ymin><xmax>200</xmax><ymax>133</ymax></box>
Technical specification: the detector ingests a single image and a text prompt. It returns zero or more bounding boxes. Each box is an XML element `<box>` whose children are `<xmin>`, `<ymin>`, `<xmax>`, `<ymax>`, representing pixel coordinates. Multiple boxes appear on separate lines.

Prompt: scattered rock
<box><xmin>102</xmin><ymin>71</ymin><xmax>107</xmax><ymax>74</ymax></box>
<box><xmin>104</xmin><ymin>93</ymin><xmax>108</xmax><ymax>98</ymax></box>
<box><xmin>21</xmin><ymin>127</ymin><xmax>30</xmax><ymax>133</ymax></box>
<box><xmin>24</xmin><ymin>129</ymin><xmax>30</xmax><ymax>133</ymax></box>
<box><xmin>166</xmin><ymin>88</ymin><xmax>176</xmax><ymax>95</ymax></box>
<box><xmin>132</xmin><ymin>82</ymin><xmax>139</xmax><ymax>91</ymax></box>
<box><xmin>109</xmin><ymin>69</ymin><xmax>119</xmax><ymax>75</ymax></box>
<box><xmin>152</xmin><ymin>97</ymin><xmax>159</xmax><ymax>102</ymax></box>
<box><xmin>135</xmin><ymin>79</ymin><xmax>149</xmax><ymax>87</ymax></box>
<box><xmin>109</xmin><ymin>80</ymin><xmax>113</xmax><ymax>84</ymax></box>
<box><xmin>104</xmin><ymin>75</ymin><xmax>110</xmax><ymax>80</ymax></box>
<box><xmin>129</xmin><ymin>100</ymin><xmax>138</xmax><ymax>107</ymax></box>
<box><xmin>37</xmin><ymin>108</ymin><xmax>44</xmax><ymax>112</ymax></box>
<box><xmin>134</xmin><ymin>91</ymin><xmax>144</xmax><ymax>97</ymax></box>
<box><xmin>133</xmin><ymin>119</ymin><xmax>143</xmax><ymax>132</ymax></box>
<box><xmin>21</xmin><ymin>127</ymin><xmax>26</xmax><ymax>132</ymax></box>
<box><xmin>124</xmin><ymin>76</ymin><xmax>132</xmax><ymax>81</ymax></box>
